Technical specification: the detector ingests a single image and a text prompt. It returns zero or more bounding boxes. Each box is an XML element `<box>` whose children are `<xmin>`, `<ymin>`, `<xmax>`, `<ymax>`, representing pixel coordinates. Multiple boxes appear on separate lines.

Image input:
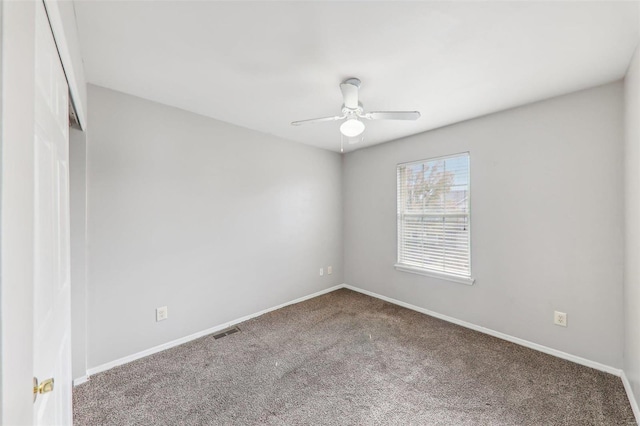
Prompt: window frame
<box><xmin>395</xmin><ymin>152</ymin><xmax>475</xmax><ymax>285</ymax></box>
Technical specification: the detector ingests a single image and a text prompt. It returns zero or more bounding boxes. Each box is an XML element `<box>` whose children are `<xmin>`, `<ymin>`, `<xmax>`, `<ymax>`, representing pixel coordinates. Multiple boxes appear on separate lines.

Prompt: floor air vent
<box><xmin>213</xmin><ymin>326</ymin><xmax>240</xmax><ymax>340</ymax></box>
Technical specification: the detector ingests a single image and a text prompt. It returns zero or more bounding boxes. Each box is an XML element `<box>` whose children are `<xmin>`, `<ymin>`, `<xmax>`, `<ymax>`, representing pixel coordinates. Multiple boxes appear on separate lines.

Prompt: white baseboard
<box><xmin>342</xmin><ymin>284</ymin><xmax>622</xmax><ymax>377</ymax></box>
<box><xmin>86</xmin><ymin>284</ymin><xmax>344</xmax><ymax>377</ymax></box>
<box><xmin>622</xmin><ymin>371</ymin><xmax>640</xmax><ymax>423</ymax></box>
<box><xmin>84</xmin><ymin>281</ymin><xmax>633</xmax><ymax>415</ymax></box>
<box><xmin>72</xmin><ymin>375</ymin><xmax>89</xmax><ymax>387</ymax></box>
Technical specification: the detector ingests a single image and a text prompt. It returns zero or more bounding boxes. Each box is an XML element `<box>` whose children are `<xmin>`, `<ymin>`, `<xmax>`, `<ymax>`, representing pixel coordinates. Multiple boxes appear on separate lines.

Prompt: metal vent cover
<box><xmin>213</xmin><ymin>326</ymin><xmax>240</xmax><ymax>340</ymax></box>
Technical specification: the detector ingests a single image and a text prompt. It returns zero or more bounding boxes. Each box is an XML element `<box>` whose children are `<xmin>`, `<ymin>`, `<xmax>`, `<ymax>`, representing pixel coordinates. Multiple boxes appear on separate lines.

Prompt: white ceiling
<box><xmin>74</xmin><ymin>1</ymin><xmax>639</xmax><ymax>152</ymax></box>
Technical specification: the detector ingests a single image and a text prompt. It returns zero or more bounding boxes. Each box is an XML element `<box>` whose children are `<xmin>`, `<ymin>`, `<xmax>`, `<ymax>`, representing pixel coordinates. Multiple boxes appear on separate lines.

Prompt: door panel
<box><xmin>33</xmin><ymin>1</ymin><xmax>72</xmax><ymax>424</ymax></box>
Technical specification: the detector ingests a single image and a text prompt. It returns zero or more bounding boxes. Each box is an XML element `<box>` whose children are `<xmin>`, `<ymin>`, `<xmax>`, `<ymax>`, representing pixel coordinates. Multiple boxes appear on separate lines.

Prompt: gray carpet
<box><xmin>73</xmin><ymin>289</ymin><xmax>636</xmax><ymax>425</ymax></box>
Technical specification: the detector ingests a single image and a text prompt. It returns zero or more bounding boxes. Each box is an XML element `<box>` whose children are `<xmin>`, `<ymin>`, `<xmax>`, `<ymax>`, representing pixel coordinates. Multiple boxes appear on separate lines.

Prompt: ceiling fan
<box><xmin>291</xmin><ymin>77</ymin><xmax>421</xmax><ymax>151</ymax></box>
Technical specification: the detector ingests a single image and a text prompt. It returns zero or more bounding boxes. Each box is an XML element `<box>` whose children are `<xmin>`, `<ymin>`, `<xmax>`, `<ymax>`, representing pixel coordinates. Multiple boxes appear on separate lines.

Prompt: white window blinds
<box><xmin>397</xmin><ymin>153</ymin><xmax>471</xmax><ymax>279</ymax></box>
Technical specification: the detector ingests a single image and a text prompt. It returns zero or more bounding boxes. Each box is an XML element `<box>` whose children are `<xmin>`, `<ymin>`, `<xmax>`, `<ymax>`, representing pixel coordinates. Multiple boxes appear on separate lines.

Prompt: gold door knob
<box><xmin>33</xmin><ymin>377</ymin><xmax>54</xmax><ymax>402</ymax></box>
<box><xmin>39</xmin><ymin>378</ymin><xmax>54</xmax><ymax>394</ymax></box>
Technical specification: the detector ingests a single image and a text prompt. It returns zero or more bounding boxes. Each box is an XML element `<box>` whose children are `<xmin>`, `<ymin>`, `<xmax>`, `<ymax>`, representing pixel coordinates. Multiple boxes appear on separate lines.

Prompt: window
<box><xmin>395</xmin><ymin>153</ymin><xmax>473</xmax><ymax>285</ymax></box>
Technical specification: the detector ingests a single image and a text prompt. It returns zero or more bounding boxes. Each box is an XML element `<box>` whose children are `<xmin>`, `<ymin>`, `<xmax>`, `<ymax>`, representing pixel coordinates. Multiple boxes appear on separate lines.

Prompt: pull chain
<box><xmin>340</xmin><ymin>134</ymin><xmax>344</xmax><ymax>153</ymax></box>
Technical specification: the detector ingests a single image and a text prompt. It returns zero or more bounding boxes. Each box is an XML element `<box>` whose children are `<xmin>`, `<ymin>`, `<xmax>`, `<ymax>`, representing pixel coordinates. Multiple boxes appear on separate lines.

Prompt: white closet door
<box><xmin>33</xmin><ymin>1</ymin><xmax>72</xmax><ymax>424</ymax></box>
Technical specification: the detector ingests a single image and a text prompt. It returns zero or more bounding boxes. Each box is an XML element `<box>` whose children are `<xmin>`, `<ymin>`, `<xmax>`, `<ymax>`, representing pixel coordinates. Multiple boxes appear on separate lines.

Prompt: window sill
<box><xmin>394</xmin><ymin>263</ymin><xmax>476</xmax><ymax>286</ymax></box>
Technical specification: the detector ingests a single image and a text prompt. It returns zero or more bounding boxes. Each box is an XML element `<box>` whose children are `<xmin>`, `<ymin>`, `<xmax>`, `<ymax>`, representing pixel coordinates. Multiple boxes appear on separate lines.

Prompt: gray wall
<box><xmin>70</xmin><ymin>127</ymin><xmax>88</xmax><ymax>380</ymax></box>
<box><xmin>344</xmin><ymin>82</ymin><xmax>624</xmax><ymax>368</ymax></box>
<box><xmin>624</xmin><ymin>45</ymin><xmax>640</xmax><ymax>410</ymax></box>
<box><xmin>86</xmin><ymin>85</ymin><xmax>343</xmax><ymax>369</ymax></box>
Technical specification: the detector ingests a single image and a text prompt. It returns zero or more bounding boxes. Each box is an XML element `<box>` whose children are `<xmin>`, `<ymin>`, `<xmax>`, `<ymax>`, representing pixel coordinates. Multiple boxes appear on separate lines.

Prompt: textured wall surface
<box><xmin>86</xmin><ymin>85</ymin><xmax>343</xmax><ymax>369</ymax></box>
<box><xmin>344</xmin><ymin>82</ymin><xmax>624</xmax><ymax>368</ymax></box>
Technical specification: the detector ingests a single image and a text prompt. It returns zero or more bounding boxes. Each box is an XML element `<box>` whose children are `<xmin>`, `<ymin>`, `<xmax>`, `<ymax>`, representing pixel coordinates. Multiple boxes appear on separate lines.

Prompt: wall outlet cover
<box><xmin>554</xmin><ymin>311</ymin><xmax>567</xmax><ymax>327</ymax></box>
<box><xmin>327</xmin><ymin>266</ymin><xmax>333</xmax><ymax>275</ymax></box>
<box><xmin>156</xmin><ymin>306</ymin><xmax>168</xmax><ymax>322</ymax></box>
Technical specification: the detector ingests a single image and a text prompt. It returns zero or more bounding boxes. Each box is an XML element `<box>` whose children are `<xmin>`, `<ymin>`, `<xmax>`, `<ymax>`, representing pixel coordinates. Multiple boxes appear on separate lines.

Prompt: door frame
<box><xmin>1</xmin><ymin>1</ymin><xmax>38</xmax><ymax>424</ymax></box>
<box><xmin>42</xmin><ymin>0</ymin><xmax>87</xmax><ymax>130</ymax></box>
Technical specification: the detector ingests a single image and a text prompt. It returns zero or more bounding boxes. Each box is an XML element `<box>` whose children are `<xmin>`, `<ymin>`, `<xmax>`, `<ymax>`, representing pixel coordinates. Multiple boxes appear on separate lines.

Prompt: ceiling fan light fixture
<box><xmin>340</xmin><ymin>118</ymin><xmax>365</xmax><ymax>137</ymax></box>
<box><xmin>291</xmin><ymin>78</ymin><xmax>421</xmax><ymax>149</ymax></box>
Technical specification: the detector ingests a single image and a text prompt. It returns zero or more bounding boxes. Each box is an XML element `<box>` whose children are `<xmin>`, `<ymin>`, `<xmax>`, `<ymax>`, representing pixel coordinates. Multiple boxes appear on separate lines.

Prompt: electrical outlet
<box><xmin>319</xmin><ymin>268</ymin><xmax>324</xmax><ymax>276</ymax></box>
<box><xmin>554</xmin><ymin>311</ymin><xmax>567</xmax><ymax>327</ymax></box>
<box><xmin>156</xmin><ymin>306</ymin><xmax>168</xmax><ymax>322</ymax></box>
<box><xmin>327</xmin><ymin>266</ymin><xmax>332</xmax><ymax>275</ymax></box>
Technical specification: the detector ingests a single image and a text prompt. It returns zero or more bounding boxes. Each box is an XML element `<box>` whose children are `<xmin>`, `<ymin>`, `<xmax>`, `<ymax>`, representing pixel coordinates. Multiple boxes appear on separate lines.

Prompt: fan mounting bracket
<box><xmin>342</xmin><ymin>77</ymin><xmax>361</xmax><ymax>88</ymax></box>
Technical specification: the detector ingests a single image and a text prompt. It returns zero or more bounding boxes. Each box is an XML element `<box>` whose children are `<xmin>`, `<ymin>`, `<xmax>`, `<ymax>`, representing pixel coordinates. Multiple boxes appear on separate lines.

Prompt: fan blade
<box><xmin>340</xmin><ymin>78</ymin><xmax>361</xmax><ymax>109</ymax></box>
<box><xmin>363</xmin><ymin>111</ymin><xmax>421</xmax><ymax>121</ymax></box>
<box><xmin>291</xmin><ymin>115</ymin><xmax>344</xmax><ymax>126</ymax></box>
